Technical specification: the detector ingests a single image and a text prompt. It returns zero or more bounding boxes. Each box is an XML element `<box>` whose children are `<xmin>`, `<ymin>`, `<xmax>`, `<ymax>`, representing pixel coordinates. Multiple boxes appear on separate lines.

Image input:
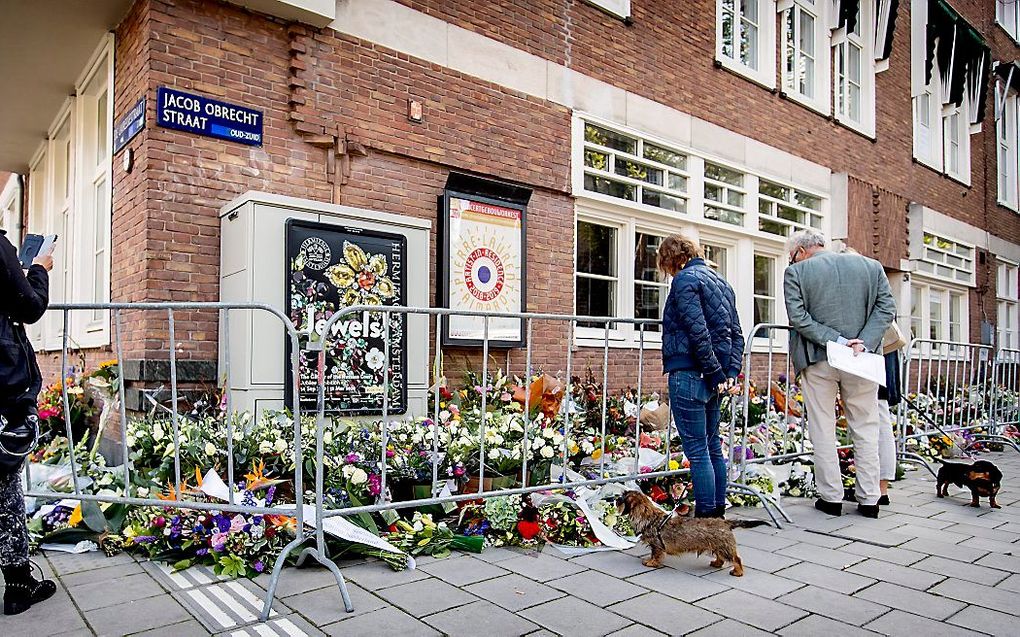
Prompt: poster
<box><xmin>441</xmin><ymin>192</ymin><xmax>526</xmax><ymax>347</ymax></box>
<box><xmin>286</xmin><ymin>220</ymin><xmax>406</xmax><ymax>414</ymax></box>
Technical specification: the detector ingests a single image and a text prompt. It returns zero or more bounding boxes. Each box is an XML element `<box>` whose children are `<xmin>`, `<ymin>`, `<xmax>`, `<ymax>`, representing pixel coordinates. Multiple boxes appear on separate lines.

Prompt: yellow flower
<box><xmin>592</xmin><ymin>449</ymin><xmax>603</xmax><ymax>461</ymax></box>
<box><xmin>570</xmin><ymin>444</ymin><xmax>580</xmax><ymax>455</ymax></box>
<box><xmin>668</xmin><ymin>459</ymin><xmax>680</xmax><ymax>471</ymax></box>
<box><xmin>99</xmin><ymin>359</ymin><xmax>118</xmax><ymax>369</ymax></box>
<box><xmin>68</xmin><ymin>505</ymin><xmax>83</xmax><ymax>528</ymax></box>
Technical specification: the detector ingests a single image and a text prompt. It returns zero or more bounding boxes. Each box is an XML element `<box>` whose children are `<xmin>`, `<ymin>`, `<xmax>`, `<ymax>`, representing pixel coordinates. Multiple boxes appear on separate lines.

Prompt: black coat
<box><xmin>0</xmin><ymin>230</ymin><xmax>49</xmax><ymax>404</ymax></box>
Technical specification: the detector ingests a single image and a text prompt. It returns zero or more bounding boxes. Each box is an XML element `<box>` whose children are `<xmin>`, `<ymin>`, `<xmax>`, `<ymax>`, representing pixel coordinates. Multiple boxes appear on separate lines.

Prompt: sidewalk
<box><xmin>4</xmin><ymin>452</ymin><xmax>1019</xmax><ymax>637</ymax></box>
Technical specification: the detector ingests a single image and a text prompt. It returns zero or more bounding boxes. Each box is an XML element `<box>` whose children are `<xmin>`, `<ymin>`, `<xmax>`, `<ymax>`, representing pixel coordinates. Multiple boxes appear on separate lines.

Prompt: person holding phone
<box><xmin>0</xmin><ymin>229</ymin><xmax>56</xmax><ymax>615</ymax></box>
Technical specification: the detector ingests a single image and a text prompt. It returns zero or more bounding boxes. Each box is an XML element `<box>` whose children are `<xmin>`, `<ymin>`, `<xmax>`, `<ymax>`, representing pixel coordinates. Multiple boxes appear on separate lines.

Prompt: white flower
<box><xmin>153</xmin><ymin>424</ymin><xmax>165</xmax><ymax>441</ymax></box>
<box><xmin>350</xmin><ymin>468</ymin><xmax>368</xmax><ymax>485</ymax></box>
<box><xmin>439</xmin><ymin>410</ymin><xmax>451</xmax><ymax>422</ymax></box>
<box><xmin>366</xmin><ymin>348</ymin><xmax>386</xmax><ymax>371</ymax></box>
<box><xmin>323</xmin><ymin>431</ymin><xmax>333</xmax><ymax>445</ymax></box>
<box><xmin>204</xmin><ymin>442</ymin><xmax>216</xmax><ymax>456</ymax></box>
<box><xmin>551</xmin><ymin>433</ymin><xmax>564</xmax><ymax>446</ymax></box>
<box><xmin>581</xmin><ymin>441</ymin><xmax>595</xmax><ymax>454</ymax></box>
<box><xmin>274</xmin><ymin>438</ymin><xmax>287</xmax><ymax>453</ymax></box>
<box><xmin>542</xmin><ymin>428</ymin><xmax>555</xmax><ymax>439</ymax></box>
<box><xmin>540</xmin><ymin>446</ymin><xmax>555</xmax><ymax>459</ymax></box>
<box><xmin>259</xmin><ymin>441</ymin><xmax>273</xmax><ymax>454</ymax></box>
<box><xmin>137</xmin><ymin>487</ymin><xmax>150</xmax><ymax>498</ymax></box>
<box><xmin>126</xmin><ymin>435</ymin><xmax>136</xmax><ymax>447</ymax></box>
<box><xmin>342</xmin><ymin>465</ymin><xmax>356</xmax><ymax>479</ymax></box>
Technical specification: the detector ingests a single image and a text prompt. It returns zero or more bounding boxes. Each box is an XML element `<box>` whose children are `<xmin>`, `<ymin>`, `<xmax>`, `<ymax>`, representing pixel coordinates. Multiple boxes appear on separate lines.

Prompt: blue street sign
<box><xmin>156</xmin><ymin>86</ymin><xmax>263</xmax><ymax>146</ymax></box>
<box><xmin>113</xmin><ymin>97</ymin><xmax>145</xmax><ymax>154</ymax></box>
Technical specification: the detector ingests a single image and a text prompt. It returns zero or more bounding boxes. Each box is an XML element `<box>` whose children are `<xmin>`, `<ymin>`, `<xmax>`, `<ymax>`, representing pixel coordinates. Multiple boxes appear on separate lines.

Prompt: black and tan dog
<box><xmin>936</xmin><ymin>459</ymin><xmax>1003</xmax><ymax>509</ymax></box>
<box><xmin>617</xmin><ymin>490</ymin><xmax>767</xmax><ymax>576</ymax></box>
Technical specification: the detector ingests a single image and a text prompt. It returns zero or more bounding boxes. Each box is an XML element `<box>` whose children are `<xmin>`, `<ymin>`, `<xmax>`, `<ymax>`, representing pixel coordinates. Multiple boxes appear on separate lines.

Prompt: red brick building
<box><xmin>0</xmin><ymin>0</ymin><xmax>1017</xmax><ymax>412</ymax></box>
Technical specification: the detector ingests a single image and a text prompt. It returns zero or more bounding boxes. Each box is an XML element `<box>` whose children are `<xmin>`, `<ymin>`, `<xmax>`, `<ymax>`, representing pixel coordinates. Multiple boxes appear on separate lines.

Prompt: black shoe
<box><xmin>877</xmin><ymin>495</ymin><xmax>890</xmax><ymax>506</ymax></box>
<box><xmin>843</xmin><ymin>488</ymin><xmax>856</xmax><ymax>503</ymax></box>
<box><xmin>713</xmin><ymin>505</ymin><xmax>726</xmax><ymax>519</ymax></box>
<box><xmin>2</xmin><ymin>561</ymin><xmax>57</xmax><ymax>616</ymax></box>
<box><xmin>857</xmin><ymin>504</ymin><xmax>880</xmax><ymax>519</ymax></box>
<box><xmin>814</xmin><ymin>499</ymin><xmax>842</xmax><ymax>516</ymax></box>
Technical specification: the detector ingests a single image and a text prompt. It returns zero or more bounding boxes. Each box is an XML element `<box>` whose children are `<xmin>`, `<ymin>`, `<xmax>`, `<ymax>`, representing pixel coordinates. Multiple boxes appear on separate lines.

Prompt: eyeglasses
<box><xmin>788</xmin><ymin>248</ymin><xmax>803</xmax><ymax>265</ymax></box>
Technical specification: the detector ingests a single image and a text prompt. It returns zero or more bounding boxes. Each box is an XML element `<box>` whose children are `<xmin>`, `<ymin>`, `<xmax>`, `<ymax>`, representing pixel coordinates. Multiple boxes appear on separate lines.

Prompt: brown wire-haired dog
<box><xmin>617</xmin><ymin>490</ymin><xmax>767</xmax><ymax>576</ymax></box>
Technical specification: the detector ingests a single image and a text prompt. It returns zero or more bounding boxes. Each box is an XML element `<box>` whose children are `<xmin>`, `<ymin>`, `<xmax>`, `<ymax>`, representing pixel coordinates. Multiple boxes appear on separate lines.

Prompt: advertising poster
<box><xmin>442</xmin><ymin>193</ymin><xmax>526</xmax><ymax>347</ymax></box>
<box><xmin>286</xmin><ymin>220</ymin><xmax>406</xmax><ymax>414</ymax></box>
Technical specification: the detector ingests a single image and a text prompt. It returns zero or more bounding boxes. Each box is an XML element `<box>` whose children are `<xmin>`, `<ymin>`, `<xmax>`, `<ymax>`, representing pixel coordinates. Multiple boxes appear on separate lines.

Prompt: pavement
<box><xmin>4</xmin><ymin>450</ymin><xmax>1020</xmax><ymax>636</ymax></box>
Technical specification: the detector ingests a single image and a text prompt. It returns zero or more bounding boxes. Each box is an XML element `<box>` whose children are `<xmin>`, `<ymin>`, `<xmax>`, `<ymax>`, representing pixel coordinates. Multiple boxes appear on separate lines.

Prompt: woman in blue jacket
<box><xmin>658</xmin><ymin>235</ymin><xmax>744</xmax><ymax>518</ymax></box>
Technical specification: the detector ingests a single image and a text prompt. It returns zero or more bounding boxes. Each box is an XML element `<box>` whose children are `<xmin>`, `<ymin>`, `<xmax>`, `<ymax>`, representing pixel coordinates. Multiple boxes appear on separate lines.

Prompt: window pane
<box><xmin>705</xmin><ymin>183</ymin><xmax>722</xmax><ymax>202</ymax></box>
<box><xmin>726</xmin><ymin>190</ymin><xmax>743</xmax><ymax>207</ymax></box>
<box><xmin>741</xmin><ymin>0</ymin><xmax>758</xmax><ymax>22</ymax></box>
<box><xmin>584</xmin><ymin>149</ymin><xmax>609</xmax><ymax>170</ymax></box>
<box><xmin>777</xmin><ymin>205</ymin><xmax>805</xmax><ymax>224</ymax></box>
<box><xmin>96</xmin><ymin>90</ymin><xmax>108</xmax><ymax>165</ymax></box>
<box><xmin>741</xmin><ymin>20</ymin><xmax>758</xmax><ymax>68</ymax></box>
<box><xmin>584</xmin><ymin>174</ymin><xmax>636</xmax><ymax>201</ymax></box>
<box><xmin>754</xmin><ymin>255</ymin><xmax>773</xmax><ymax>296</ymax></box>
<box><xmin>799</xmin><ymin>11</ymin><xmax>814</xmax><ymax>56</ymax></box>
<box><xmin>705</xmin><ymin>162</ymin><xmax>743</xmax><ymax>186</ymax></box>
<box><xmin>705</xmin><ymin>205</ymin><xmax>744</xmax><ymax>225</ymax></box>
<box><xmin>759</xmin><ymin>219</ymin><xmax>788</xmax><ymax>236</ymax></box>
<box><xmin>721</xmin><ymin>0</ymin><xmax>735</xmax><ymax>59</ymax></box>
<box><xmin>634</xmin><ymin>283</ymin><xmax>664</xmax><ymax>330</ymax></box>
<box><xmin>754</xmin><ymin>297</ymin><xmax>773</xmax><ymax>326</ymax></box>
<box><xmin>704</xmin><ymin>245</ymin><xmax>727</xmax><ymax>276</ymax></box>
<box><xmin>576</xmin><ymin>276</ymin><xmax>616</xmax><ymax>320</ymax></box>
<box><xmin>642</xmin><ymin>190</ymin><xmax>686</xmax><ymax>213</ymax></box>
<box><xmin>795</xmin><ymin>190</ymin><xmax>820</xmax><ymax>210</ymax></box>
<box><xmin>759</xmin><ymin>180</ymin><xmax>789</xmax><ymax>201</ymax></box>
<box><xmin>615</xmin><ymin>159</ymin><xmax>663</xmax><ymax>186</ymax></box>
<box><xmin>634</xmin><ymin>233</ymin><xmax>665</xmax><ymax>283</ymax></box>
<box><xmin>584</xmin><ymin>123</ymin><xmax>637</xmax><ymax>154</ymax></box>
<box><xmin>667</xmin><ymin>173</ymin><xmax>687</xmax><ymax>191</ymax></box>
<box><xmin>576</xmin><ymin>222</ymin><xmax>617</xmax><ymax>276</ymax></box>
<box><xmin>643</xmin><ymin>144</ymin><xmax>686</xmax><ymax>169</ymax></box>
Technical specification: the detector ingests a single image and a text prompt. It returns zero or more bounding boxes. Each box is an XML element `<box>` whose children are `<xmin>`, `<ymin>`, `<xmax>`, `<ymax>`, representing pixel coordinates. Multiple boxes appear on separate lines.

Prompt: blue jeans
<box><xmin>668</xmin><ymin>371</ymin><xmax>727</xmax><ymax>515</ymax></box>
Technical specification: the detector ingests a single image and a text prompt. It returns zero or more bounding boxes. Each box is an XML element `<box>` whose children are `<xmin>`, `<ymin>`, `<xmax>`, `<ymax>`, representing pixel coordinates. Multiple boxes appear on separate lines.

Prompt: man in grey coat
<box><xmin>784</xmin><ymin>230</ymin><xmax>896</xmax><ymax>518</ymax></box>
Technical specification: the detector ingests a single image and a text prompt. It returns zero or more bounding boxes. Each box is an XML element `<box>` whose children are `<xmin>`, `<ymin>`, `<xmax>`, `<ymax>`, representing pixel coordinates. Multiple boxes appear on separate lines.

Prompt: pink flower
<box><xmin>229</xmin><ymin>516</ymin><xmax>247</xmax><ymax>533</ymax></box>
<box><xmin>210</xmin><ymin>532</ymin><xmax>227</xmax><ymax>552</ymax></box>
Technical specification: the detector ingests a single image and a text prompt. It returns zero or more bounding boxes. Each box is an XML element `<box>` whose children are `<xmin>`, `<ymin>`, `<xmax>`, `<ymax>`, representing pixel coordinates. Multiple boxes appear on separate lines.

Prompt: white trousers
<box><xmin>801</xmin><ymin>361</ymin><xmax>881</xmax><ymax>506</ymax></box>
<box><xmin>877</xmin><ymin>399</ymin><xmax>896</xmax><ymax>481</ymax></box>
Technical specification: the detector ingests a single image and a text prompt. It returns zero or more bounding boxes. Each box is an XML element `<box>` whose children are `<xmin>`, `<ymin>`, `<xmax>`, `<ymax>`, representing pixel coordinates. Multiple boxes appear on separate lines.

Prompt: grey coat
<box><xmin>784</xmin><ymin>251</ymin><xmax>896</xmax><ymax>374</ymax></box>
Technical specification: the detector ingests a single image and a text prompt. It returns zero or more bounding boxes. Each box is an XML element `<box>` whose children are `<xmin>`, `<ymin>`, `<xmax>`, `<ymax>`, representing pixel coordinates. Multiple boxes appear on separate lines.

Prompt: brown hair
<box><xmin>657</xmin><ymin>234</ymin><xmax>703</xmax><ymax>275</ymax></box>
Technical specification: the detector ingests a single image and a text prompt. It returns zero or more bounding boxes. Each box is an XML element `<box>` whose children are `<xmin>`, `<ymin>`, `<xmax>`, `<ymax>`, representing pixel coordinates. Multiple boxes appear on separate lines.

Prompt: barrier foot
<box><xmin>726</xmin><ymin>482</ymin><xmax>790</xmax><ymax>528</ymax></box>
<box><xmin>969</xmin><ymin>435</ymin><xmax>1020</xmax><ymax>454</ymax></box>
<box><xmin>897</xmin><ymin>452</ymin><xmax>938</xmax><ymax>478</ymax></box>
<box><xmin>259</xmin><ymin>537</ymin><xmax>355</xmax><ymax>621</ymax></box>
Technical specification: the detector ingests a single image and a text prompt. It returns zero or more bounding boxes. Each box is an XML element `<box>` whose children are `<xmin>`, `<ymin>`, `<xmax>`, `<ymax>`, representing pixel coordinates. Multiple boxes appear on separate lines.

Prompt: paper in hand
<box><xmin>18</xmin><ymin>233</ymin><xmax>57</xmax><ymax>267</ymax></box>
<box><xmin>826</xmin><ymin>341</ymin><xmax>886</xmax><ymax>386</ymax></box>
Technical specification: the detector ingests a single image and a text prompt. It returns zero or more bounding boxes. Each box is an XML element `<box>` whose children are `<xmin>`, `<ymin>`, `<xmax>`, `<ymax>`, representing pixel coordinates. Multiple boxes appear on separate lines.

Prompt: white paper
<box><xmin>826</xmin><ymin>342</ymin><xmax>886</xmax><ymax>386</ymax></box>
<box><xmin>40</xmin><ymin>540</ymin><xmax>97</xmax><ymax>554</ymax></box>
<box><xmin>529</xmin><ymin>489</ymin><xmax>635</xmax><ymax>550</ymax></box>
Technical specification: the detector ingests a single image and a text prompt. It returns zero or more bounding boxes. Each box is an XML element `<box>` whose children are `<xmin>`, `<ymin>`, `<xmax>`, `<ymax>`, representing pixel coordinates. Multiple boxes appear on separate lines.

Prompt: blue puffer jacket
<box><xmin>661</xmin><ymin>258</ymin><xmax>744</xmax><ymax>388</ymax></box>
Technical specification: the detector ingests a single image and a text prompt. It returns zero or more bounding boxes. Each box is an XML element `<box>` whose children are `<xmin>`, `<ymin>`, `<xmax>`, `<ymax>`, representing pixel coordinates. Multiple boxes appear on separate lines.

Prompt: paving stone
<box><xmin>658</xmin><ymin>552</ymin><xmax>732</xmax><ymax>575</ymax></box>
<box><xmin>945</xmin><ymin>605</ymin><xmax>1018</xmax><ymax>636</ymax></box>
<box><xmin>608</xmin><ymin>592</ymin><xmax>722</xmax><ymax>636</ymax></box>
<box><xmin>68</xmin><ymin>571</ymin><xmax>166</xmax><ymax>611</ymax></box>
<box><xmin>975</xmin><ymin>552</ymin><xmax>1020</xmax><ymax>572</ymax></box>
<box><xmin>727</xmin><ymin>545</ymin><xmax>800</xmax><ymax>573</ymax></box>
<box><xmin>774</xmin><ymin>528</ymin><xmax>853</xmax><ymax>549</ymax></box>
<box><xmin>828</xmin><ymin>525</ymin><xmax>916</xmax><ymax>546</ymax></box>
<box><xmin>854</xmin><ymin>582</ymin><xmax>966</xmax><ymax>621</ymax></box>
<box><xmin>284</xmin><ymin>582</ymin><xmax>386</xmax><ymax>626</ymax></box>
<box><xmin>884</xmin><ymin>513</ymin><xmax>957</xmax><ymax>529</ymax></box>
<box><xmin>570</xmin><ymin>550</ymin><xmax>657</xmax><ymax>578</ymax></box>
<box><xmin>58</xmin><ymin>560</ymin><xmax>145</xmax><ymax>588</ymax></box>
<box><xmin>137</xmin><ymin>618</ymin><xmax>210</xmax><ymax>636</ymax></box>
<box><xmin>995</xmin><ymin>521</ymin><xmax>1020</xmax><ymax>534</ymax></box>
<box><xmin>957</xmin><ymin>536</ymin><xmax>1020</xmax><ymax>555</ymax></box>
<box><xmin>463</xmin><ymin>573</ymin><xmax>565</xmax><ymax>611</ymax></box>
<box><xmin>175</xmin><ymin>579</ymin><xmax>290</xmax><ymax>632</ymax></box>
<box><xmin>694</xmin><ymin>589</ymin><xmax>809</xmax><ymax>633</ymax></box>
<box><xmin>899</xmin><ymin>538</ymin><xmax>988</xmax><ymax>563</ymax></box>
<box><xmin>846</xmin><ymin>558</ymin><xmax>946</xmax><ymax>590</ymax></box>
<box><xmin>776</xmin><ymin>541</ymin><xmax>867</xmax><ymax>569</ymax></box>
<box><xmin>863</xmin><ymin>609</ymin><xmax>976</xmax><ymax>637</ymax></box>
<box><xmin>46</xmin><ymin>549</ymin><xmax>135</xmax><ymax>575</ymax></box>
<box><xmin>606</xmin><ymin>625</ymin><xmax>667</xmax><ymax>637</ymax></box>
<box><xmin>734</xmin><ymin>529</ymin><xmax>799</xmax><ymax>551</ymax></box>
<box><xmin>928</xmin><ymin>578</ymin><xmax>1020</xmax><ymax>615</ymax></box>
<box><xmin>775</xmin><ymin>561</ymin><xmax>876</xmax><ymax>594</ymax></box>
<box><xmin>423</xmin><ymin>599</ymin><xmax>539</xmax><ymax>636</ymax></box>
<box><xmin>931</xmin><ymin>510</ymin><xmax>1011</xmax><ymax>528</ymax></box>
<box><xmin>252</xmin><ymin>565</ymin><xmax>349</xmax><ymax>598</ymax></box>
<box><xmin>940</xmin><ymin>522</ymin><xmax>1020</xmax><ymax>543</ymax></box>
<box><xmin>995</xmin><ymin>573</ymin><xmax>1020</xmax><ymax>592</ymax></box>
<box><xmin>475</xmin><ymin>546</ymin><xmax>534</xmax><ymax>563</ymax></box>
<box><xmin>839</xmin><ymin>541</ymin><xmax>928</xmax><ymax>566</ymax></box>
<box><xmin>626</xmin><ymin>567</ymin><xmax>728</xmax><ymax>603</ymax></box>
<box><xmin>3</xmin><ymin>587</ymin><xmax>91</xmax><ymax>637</ymax></box>
<box><xmin>376</xmin><ymin>577</ymin><xmax>477</xmax><ymax>618</ymax></box>
<box><xmin>703</xmin><ymin>566</ymin><xmax>803</xmax><ymax>599</ymax></box>
<box><xmin>892</xmin><ymin>524</ymin><xmax>972</xmax><ymax>544</ymax></box>
<box><xmin>84</xmin><ymin>593</ymin><xmax>192</xmax><ymax>636</ymax></box>
<box><xmin>527</xmin><ymin>631</ymin><xmax>559</xmax><ymax>637</ymax></box>
<box><xmin>519</xmin><ymin>596</ymin><xmax>631</xmax><ymax>637</ymax></box>
<box><xmin>322</xmin><ymin>606</ymin><xmax>439</xmax><ymax>637</ymax></box>
<box><xmin>911</xmin><ymin>555</ymin><xmax>1010</xmax><ymax>586</ymax></box>
<box><xmin>336</xmin><ymin>560</ymin><xmax>430</xmax><ymax>591</ymax></box>
<box><xmin>416</xmin><ymin>554</ymin><xmax>509</xmax><ymax>586</ymax></box>
<box><xmin>218</xmin><ymin>614</ymin><xmax>325</xmax><ymax>637</ymax></box>
<box><xmin>778</xmin><ymin>614</ymin><xmax>885</xmax><ymax>637</ymax></box>
<box><xmin>687</xmin><ymin>618</ymin><xmax>772</xmax><ymax>637</ymax></box>
<box><xmin>499</xmin><ymin>552</ymin><xmax>587</xmax><ymax>582</ymax></box>
<box><xmin>550</xmin><ymin>570</ymin><xmax>647</xmax><ymax>606</ymax></box>
<box><xmin>777</xmin><ymin>585</ymin><xmax>890</xmax><ymax>625</ymax></box>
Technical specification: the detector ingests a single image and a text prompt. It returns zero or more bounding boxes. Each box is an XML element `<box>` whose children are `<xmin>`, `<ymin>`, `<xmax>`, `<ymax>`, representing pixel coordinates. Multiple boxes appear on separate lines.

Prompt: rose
<box><xmin>259</xmin><ymin>441</ymin><xmax>273</xmax><ymax>454</ymax></box>
<box><xmin>205</xmin><ymin>442</ymin><xmax>217</xmax><ymax>456</ymax></box>
<box><xmin>540</xmin><ymin>446</ymin><xmax>554</xmax><ymax>459</ymax></box>
<box><xmin>274</xmin><ymin>439</ymin><xmax>287</xmax><ymax>453</ymax></box>
<box><xmin>350</xmin><ymin>468</ymin><xmax>368</xmax><ymax>485</ymax></box>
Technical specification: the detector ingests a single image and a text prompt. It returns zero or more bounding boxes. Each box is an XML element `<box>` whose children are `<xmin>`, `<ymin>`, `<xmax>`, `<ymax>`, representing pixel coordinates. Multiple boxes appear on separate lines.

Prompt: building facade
<box><xmin>0</xmin><ymin>0</ymin><xmax>1017</xmax><ymax>412</ymax></box>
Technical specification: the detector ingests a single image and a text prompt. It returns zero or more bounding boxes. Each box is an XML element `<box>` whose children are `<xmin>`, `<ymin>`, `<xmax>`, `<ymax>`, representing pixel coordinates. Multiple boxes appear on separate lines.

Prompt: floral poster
<box><xmin>286</xmin><ymin>220</ymin><xmax>407</xmax><ymax>415</ymax></box>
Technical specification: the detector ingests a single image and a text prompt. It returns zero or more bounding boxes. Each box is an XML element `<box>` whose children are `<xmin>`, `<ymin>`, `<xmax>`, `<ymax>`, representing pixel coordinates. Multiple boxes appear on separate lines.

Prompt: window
<box><xmin>0</xmin><ymin>176</ymin><xmax>17</xmax><ymax>232</ymax></box>
<box><xmin>943</xmin><ymin>103</ymin><xmax>970</xmax><ymax>183</ymax></box>
<box><xmin>717</xmin><ymin>0</ymin><xmax>776</xmax><ymax>87</ymax></box>
<box><xmin>704</xmin><ymin>244</ymin><xmax>728</xmax><ymax>277</ymax></box>
<box><xmin>582</xmin><ymin>0</ymin><xmax>630</xmax><ymax>19</ymax></box>
<box><xmin>999</xmin><ymin>0</ymin><xmax>1020</xmax><ymax>43</ymax></box>
<box><xmin>910</xmin><ymin>280</ymin><xmax>970</xmax><ymax>351</ymax></box>
<box><xmin>753</xmin><ymin>254</ymin><xmax>776</xmax><ymax>327</ymax></box>
<box><xmin>758</xmin><ymin>179</ymin><xmax>823</xmax><ymax>236</ymax></box>
<box><xmin>23</xmin><ymin>35</ymin><xmax>113</xmax><ymax>349</ymax></box>
<box><xmin>913</xmin><ymin>87</ymin><xmax>941</xmax><ymax>168</ymax></box>
<box><xmin>582</xmin><ymin>122</ymin><xmax>689</xmax><ymax>214</ymax></box>
<box><xmin>781</xmin><ymin>0</ymin><xmax>827</xmax><ymax>111</ymax></box>
<box><xmin>831</xmin><ymin>1</ymin><xmax>874</xmax><ymax>135</ymax></box>
<box><xmin>997</xmin><ymin>83</ymin><xmax>1019</xmax><ymax>211</ymax></box>
<box><xmin>917</xmin><ymin>233</ymin><xmax>975</xmax><ymax>285</ymax></box>
<box><xmin>999</xmin><ymin>261</ymin><xmax>1019</xmax><ymax>351</ymax></box>
<box><xmin>575</xmin><ymin>221</ymin><xmax>618</xmax><ymax>328</ymax></box>
<box><xmin>704</xmin><ymin>162</ymin><xmax>748</xmax><ymax>226</ymax></box>
<box><xmin>634</xmin><ymin>233</ymin><xmax>667</xmax><ymax>333</ymax></box>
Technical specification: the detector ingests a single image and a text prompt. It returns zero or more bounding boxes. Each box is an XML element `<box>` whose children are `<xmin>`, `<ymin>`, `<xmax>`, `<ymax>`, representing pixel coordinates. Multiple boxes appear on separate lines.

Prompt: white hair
<box><xmin>785</xmin><ymin>229</ymin><xmax>827</xmax><ymax>255</ymax></box>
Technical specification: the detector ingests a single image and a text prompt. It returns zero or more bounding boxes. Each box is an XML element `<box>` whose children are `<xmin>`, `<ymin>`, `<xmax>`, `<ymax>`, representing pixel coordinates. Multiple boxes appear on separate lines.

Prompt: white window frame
<box><xmin>780</xmin><ymin>0</ymin><xmax>830</xmax><ymax>114</ymax></box>
<box><xmin>913</xmin><ymin>84</ymin><xmax>943</xmax><ymax>170</ymax></box>
<box><xmin>581</xmin><ymin>0</ymin><xmax>630</xmax><ymax>20</ymax></box>
<box><xmin>717</xmin><ymin>0</ymin><xmax>778</xmax><ymax>89</ymax></box>
<box><xmin>998</xmin><ymin>0</ymin><xmax>1020</xmax><ymax>44</ymax></box>
<box><xmin>910</xmin><ymin>277</ymin><xmax>970</xmax><ymax>355</ymax></box>
<box><xmin>916</xmin><ymin>232</ymin><xmax>975</xmax><ymax>287</ymax></box>
<box><xmin>997</xmin><ymin>80</ymin><xmax>1020</xmax><ymax>212</ymax></box>
<box><xmin>0</xmin><ymin>174</ymin><xmax>18</xmax><ymax>233</ymax></box>
<box><xmin>998</xmin><ymin>260</ymin><xmax>1019</xmax><ymax>352</ymax></box>
<box><xmin>831</xmin><ymin>0</ymin><xmax>876</xmax><ymax>137</ymax></box>
<box><xmin>24</xmin><ymin>35</ymin><xmax>113</xmax><ymax>351</ymax></box>
<box><xmin>942</xmin><ymin>101</ymin><xmax>971</xmax><ymax>185</ymax></box>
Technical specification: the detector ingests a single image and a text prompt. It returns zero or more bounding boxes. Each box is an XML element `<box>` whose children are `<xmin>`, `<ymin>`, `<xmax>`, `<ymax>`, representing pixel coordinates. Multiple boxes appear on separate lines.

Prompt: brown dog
<box><xmin>617</xmin><ymin>490</ymin><xmax>767</xmax><ymax>576</ymax></box>
<box><xmin>936</xmin><ymin>460</ymin><xmax>1003</xmax><ymax>509</ymax></box>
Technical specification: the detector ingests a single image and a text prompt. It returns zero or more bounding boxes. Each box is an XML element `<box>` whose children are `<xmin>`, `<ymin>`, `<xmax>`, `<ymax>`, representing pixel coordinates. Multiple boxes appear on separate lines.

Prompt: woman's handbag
<box><xmin>882</xmin><ymin>321</ymin><xmax>908</xmax><ymax>354</ymax></box>
<box><xmin>0</xmin><ymin>404</ymin><xmax>39</xmax><ymax>477</ymax></box>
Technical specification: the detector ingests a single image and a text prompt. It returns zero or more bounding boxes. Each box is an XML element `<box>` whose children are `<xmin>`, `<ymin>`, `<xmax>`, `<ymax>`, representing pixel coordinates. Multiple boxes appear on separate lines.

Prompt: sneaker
<box><xmin>814</xmin><ymin>498</ymin><xmax>842</xmax><ymax>516</ymax></box>
<box><xmin>857</xmin><ymin>504</ymin><xmax>880</xmax><ymax>519</ymax></box>
<box><xmin>877</xmin><ymin>495</ymin><xmax>890</xmax><ymax>506</ymax></box>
